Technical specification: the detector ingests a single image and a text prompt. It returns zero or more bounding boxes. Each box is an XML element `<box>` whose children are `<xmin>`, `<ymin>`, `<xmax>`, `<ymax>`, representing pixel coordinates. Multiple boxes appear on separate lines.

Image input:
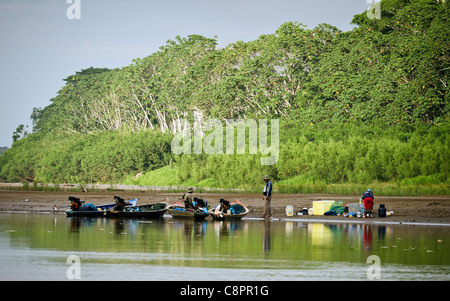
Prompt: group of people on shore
<box><xmin>183</xmin><ymin>174</ymin><xmax>374</xmax><ymax>219</ymax></box>
<box><xmin>68</xmin><ymin>174</ymin><xmax>374</xmax><ymax>218</ymax></box>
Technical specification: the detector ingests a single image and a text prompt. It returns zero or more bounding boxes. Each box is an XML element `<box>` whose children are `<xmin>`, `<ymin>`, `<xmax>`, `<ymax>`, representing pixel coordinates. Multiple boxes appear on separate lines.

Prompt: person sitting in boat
<box><xmin>218</xmin><ymin>198</ymin><xmax>230</xmax><ymax>214</ymax></box>
<box><xmin>183</xmin><ymin>188</ymin><xmax>195</xmax><ymax>209</ymax></box>
<box><xmin>193</xmin><ymin>197</ymin><xmax>204</xmax><ymax>210</ymax></box>
<box><xmin>69</xmin><ymin>196</ymin><xmax>83</xmax><ymax>211</ymax></box>
<box><xmin>193</xmin><ymin>197</ymin><xmax>209</xmax><ymax>213</ymax></box>
<box><xmin>213</xmin><ymin>197</ymin><xmax>231</xmax><ymax>218</ymax></box>
<box><xmin>113</xmin><ymin>195</ymin><xmax>130</xmax><ymax>211</ymax></box>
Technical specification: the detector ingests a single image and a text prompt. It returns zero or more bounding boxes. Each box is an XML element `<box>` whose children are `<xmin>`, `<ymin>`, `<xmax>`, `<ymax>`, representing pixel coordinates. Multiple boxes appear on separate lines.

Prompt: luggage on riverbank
<box><xmin>312</xmin><ymin>200</ymin><xmax>335</xmax><ymax>215</ymax></box>
<box><xmin>324</xmin><ymin>201</ymin><xmax>345</xmax><ymax>215</ymax></box>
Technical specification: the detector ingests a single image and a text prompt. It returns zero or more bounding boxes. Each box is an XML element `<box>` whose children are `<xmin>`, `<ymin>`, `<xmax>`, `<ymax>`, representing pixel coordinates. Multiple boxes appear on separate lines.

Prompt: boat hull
<box><xmin>65</xmin><ymin>199</ymin><xmax>138</xmax><ymax>218</ymax></box>
<box><xmin>209</xmin><ymin>201</ymin><xmax>249</xmax><ymax>221</ymax></box>
<box><xmin>168</xmin><ymin>208</ymin><xmax>209</xmax><ymax>221</ymax></box>
<box><xmin>109</xmin><ymin>202</ymin><xmax>167</xmax><ymax>219</ymax></box>
<box><xmin>209</xmin><ymin>212</ymin><xmax>248</xmax><ymax>221</ymax></box>
<box><xmin>66</xmin><ymin>210</ymin><xmax>107</xmax><ymax>218</ymax></box>
<box><xmin>109</xmin><ymin>209</ymin><xmax>166</xmax><ymax>219</ymax></box>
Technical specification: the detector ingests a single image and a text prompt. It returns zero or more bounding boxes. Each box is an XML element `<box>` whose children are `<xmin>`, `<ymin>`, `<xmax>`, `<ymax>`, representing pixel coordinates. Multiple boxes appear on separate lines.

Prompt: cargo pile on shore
<box><xmin>1</xmin><ymin>190</ymin><xmax>449</xmax><ymax>225</ymax></box>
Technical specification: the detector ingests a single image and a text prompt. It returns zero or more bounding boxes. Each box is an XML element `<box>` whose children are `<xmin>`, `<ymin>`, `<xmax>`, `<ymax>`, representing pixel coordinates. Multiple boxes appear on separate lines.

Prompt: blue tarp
<box><xmin>230</xmin><ymin>204</ymin><xmax>245</xmax><ymax>214</ymax></box>
<box><xmin>80</xmin><ymin>203</ymin><xmax>97</xmax><ymax>211</ymax></box>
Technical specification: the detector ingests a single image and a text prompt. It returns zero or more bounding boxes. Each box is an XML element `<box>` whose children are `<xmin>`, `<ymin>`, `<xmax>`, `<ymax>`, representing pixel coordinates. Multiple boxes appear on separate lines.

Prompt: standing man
<box><xmin>261</xmin><ymin>175</ymin><xmax>273</xmax><ymax>218</ymax></box>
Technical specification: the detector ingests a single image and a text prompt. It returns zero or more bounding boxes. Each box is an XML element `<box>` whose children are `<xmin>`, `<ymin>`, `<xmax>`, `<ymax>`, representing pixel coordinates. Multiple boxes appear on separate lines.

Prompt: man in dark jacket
<box><xmin>261</xmin><ymin>175</ymin><xmax>273</xmax><ymax>218</ymax></box>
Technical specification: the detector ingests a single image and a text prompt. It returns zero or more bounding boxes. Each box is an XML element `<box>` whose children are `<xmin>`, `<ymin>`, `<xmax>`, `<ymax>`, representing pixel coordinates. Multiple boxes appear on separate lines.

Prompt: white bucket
<box><xmin>286</xmin><ymin>205</ymin><xmax>294</xmax><ymax>217</ymax></box>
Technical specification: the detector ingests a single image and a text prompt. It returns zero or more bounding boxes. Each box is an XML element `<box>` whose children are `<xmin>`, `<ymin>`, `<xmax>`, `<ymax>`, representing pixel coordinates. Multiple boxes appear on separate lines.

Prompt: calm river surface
<box><xmin>0</xmin><ymin>213</ymin><xmax>449</xmax><ymax>281</ymax></box>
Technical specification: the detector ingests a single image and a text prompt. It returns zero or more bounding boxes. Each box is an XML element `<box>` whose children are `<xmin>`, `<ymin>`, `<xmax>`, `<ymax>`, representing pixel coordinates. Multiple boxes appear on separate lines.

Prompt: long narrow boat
<box><xmin>108</xmin><ymin>201</ymin><xmax>168</xmax><ymax>219</ymax></box>
<box><xmin>66</xmin><ymin>198</ymin><xmax>138</xmax><ymax>217</ymax></box>
<box><xmin>209</xmin><ymin>200</ymin><xmax>249</xmax><ymax>221</ymax></box>
<box><xmin>167</xmin><ymin>202</ymin><xmax>209</xmax><ymax>221</ymax></box>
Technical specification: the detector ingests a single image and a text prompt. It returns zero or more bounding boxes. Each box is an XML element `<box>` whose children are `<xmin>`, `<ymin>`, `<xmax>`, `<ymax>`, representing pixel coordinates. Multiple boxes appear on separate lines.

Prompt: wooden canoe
<box><xmin>108</xmin><ymin>200</ymin><xmax>167</xmax><ymax>219</ymax></box>
<box><xmin>66</xmin><ymin>198</ymin><xmax>138</xmax><ymax>217</ymax></box>
<box><xmin>167</xmin><ymin>202</ymin><xmax>209</xmax><ymax>221</ymax></box>
<box><xmin>209</xmin><ymin>200</ymin><xmax>249</xmax><ymax>221</ymax></box>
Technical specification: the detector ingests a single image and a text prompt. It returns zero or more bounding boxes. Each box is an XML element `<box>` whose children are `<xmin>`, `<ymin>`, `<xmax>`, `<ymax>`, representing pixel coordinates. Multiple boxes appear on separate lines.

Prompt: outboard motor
<box><xmin>114</xmin><ymin>195</ymin><xmax>128</xmax><ymax>210</ymax></box>
<box><xmin>69</xmin><ymin>196</ymin><xmax>82</xmax><ymax>211</ymax></box>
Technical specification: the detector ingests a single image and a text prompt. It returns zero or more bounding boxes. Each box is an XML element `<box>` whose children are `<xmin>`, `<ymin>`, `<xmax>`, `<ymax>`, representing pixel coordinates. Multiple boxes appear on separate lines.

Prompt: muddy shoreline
<box><xmin>1</xmin><ymin>189</ymin><xmax>450</xmax><ymax>225</ymax></box>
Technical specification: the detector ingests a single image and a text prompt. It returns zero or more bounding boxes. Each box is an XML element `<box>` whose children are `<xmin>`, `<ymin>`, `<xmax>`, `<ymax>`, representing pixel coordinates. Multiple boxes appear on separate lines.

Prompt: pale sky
<box><xmin>0</xmin><ymin>0</ymin><xmax>370</xmax><ymax>147</ymax></box>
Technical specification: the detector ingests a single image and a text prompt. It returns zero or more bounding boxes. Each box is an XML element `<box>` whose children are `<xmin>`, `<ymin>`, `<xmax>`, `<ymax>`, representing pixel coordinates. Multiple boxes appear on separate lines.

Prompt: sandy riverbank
<box><xmin>1</xmin><ymin>189</ymin><xmax>450</xmax><ymax>225</ymax></box>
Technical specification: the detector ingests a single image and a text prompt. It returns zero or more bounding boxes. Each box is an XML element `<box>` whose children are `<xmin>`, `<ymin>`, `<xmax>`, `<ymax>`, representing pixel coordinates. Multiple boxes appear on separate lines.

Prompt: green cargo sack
<box><xmin>330</xmin><ymin>201</ymin><xmax>345</xmax><ymax>215</ymax></box>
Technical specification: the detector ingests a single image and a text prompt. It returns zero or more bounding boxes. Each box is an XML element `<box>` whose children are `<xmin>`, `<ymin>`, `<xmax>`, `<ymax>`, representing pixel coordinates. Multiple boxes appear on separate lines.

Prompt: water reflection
<box><xmin>306</xmin><ymin>222</ymin><xmax>384</xmax><ymax>252</ymax></box>
<box><xmin>0</xmin><ymin>214</ymin><xmax>449</xmax><ymax>280</ymax></box>
<box><xmin>213</xmin><ymin>220</ymin><xmax>247</xmax><ymax>237</ymax></box>
<box><xmin>363</xmin><ymin>224</ymin><xmax>372</xmax><ymax>252</ymax></box>
<box><xmin>263</xmin><ymin>220</ymin><xmax>271</xmax><ymax>252</ymax></box>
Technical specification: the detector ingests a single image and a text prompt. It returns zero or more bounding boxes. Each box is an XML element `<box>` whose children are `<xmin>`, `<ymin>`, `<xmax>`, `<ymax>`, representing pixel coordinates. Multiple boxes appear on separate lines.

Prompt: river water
<box><xmin>0</xmin><ymin>213</ymin><xmax>449</xmax><ymax>281</ymax></box>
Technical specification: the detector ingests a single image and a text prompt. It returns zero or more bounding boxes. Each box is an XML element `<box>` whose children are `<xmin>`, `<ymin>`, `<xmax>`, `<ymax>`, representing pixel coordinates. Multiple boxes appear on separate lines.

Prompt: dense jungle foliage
<box><xmin>1</xmin><ymin>0</ymin><xmax>448</xmax><ymax>194</ymax></box>
<box><xmin>0</xmin><ymin>147</ymin><xmax>8</xmax><ymax>156</ymax></box>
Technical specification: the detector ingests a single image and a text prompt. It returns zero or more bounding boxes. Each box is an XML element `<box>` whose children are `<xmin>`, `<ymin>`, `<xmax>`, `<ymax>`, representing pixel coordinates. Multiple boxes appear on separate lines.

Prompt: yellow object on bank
<box><xmin>312</xmin><ymin>200</ymin><xmax>335</xmax><ymax>215</ymax></box>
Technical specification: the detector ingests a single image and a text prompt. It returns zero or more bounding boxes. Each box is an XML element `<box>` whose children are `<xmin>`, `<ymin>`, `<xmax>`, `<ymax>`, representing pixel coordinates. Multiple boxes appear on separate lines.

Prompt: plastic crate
<box><xmin>348</xmin><ymin>203</ymin><xmax>364</xmax><ymax>214</ymax></box>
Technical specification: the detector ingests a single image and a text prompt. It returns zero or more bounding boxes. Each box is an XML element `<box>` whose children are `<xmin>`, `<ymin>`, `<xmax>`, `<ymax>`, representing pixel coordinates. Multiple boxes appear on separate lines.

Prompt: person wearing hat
<box><xmin>183</xmin><ymin>187</ymin><xmax>195</xmax><ymax>209</ymax></box>
<box><xmin>261</xmin><ymin>175</ymin><xmax>273</xmax><ymax>218</ymax></box>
